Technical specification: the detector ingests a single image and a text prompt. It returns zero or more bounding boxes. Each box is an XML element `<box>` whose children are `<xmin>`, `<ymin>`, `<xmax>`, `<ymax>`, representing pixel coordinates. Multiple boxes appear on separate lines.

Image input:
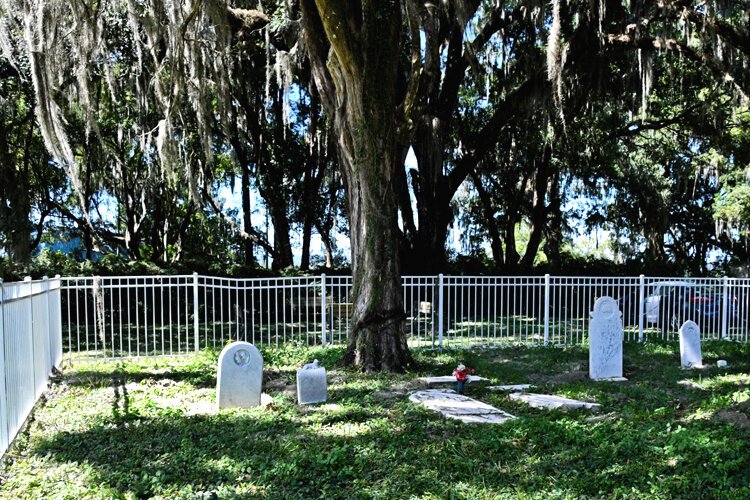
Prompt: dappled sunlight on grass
<box><xmin>696</xmin><ymin>372</ymin><xmax>750</xmax><ymax>390</ymax></box>
<box><xmin>2</xmin><ymin>340</ymin><xmax>750</xmax><ymax>498</ymax></box>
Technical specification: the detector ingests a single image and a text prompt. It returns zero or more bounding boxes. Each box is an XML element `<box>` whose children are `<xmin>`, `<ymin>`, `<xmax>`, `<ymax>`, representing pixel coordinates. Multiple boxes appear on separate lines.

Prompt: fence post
<box><xmin>721</xmin><ymin>276</ymin><xmax>729</xmax><ymax>340</ymax></box>
<box><xmin>43</xmin><ymin>276</ymin><xmax>51</xmax><ymax>372</ymax></box>
<box><xmin>437</xmin><ymin>274</ymin><xmax>444</xmax><ymax>349</ymax></box>
<box><xmin>321</xmin><ymin>274</ymin><xmax>327</xmax><ymax>346</ymax></box>
<box><xmin>543</xmin><ymin>274</ymin><xmax>550</xmax><ymax>346</ymax></box>
<box><xmin>193</xmin><ymin>273</ymin><xmax>200</xmax><ymax>352</ymax></box>
<box><xmin>25</xmin><ymin>277</ymin><xmax>36</xmax><ymax>393</ymax></box>
<box><xmin>52</xmin><ymin>275</ymin><xmax>62</xmax><ymax>369</ymax></box>
<box><xmin>638</xmin><ymin>274</ymin><xmax>645</xmax><ymax>342</ymax></box>
<box><xmin>0</xmin><ymin>278</ymin><xmax>8</xmax><ymax>453</ymax></box>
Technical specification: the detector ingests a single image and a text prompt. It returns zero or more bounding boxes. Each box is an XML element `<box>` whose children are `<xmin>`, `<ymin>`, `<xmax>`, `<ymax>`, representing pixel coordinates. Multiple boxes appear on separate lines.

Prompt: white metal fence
<box><xmin>0</xmin><ymin>276</ymin><xmax>63</xmax><ymax>458</ymax></box>
<box><xmin>59</xmin><ymin>274</ymin><xmax>750</xmax><ymax>359</ymax></box>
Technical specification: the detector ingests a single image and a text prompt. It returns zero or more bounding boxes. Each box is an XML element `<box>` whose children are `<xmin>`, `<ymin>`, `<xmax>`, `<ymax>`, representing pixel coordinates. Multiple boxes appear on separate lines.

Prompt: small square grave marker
<box><xmin>297</xmin><ymin>359</ymin><xmax>327</xmax><ymax>405</ymax></box>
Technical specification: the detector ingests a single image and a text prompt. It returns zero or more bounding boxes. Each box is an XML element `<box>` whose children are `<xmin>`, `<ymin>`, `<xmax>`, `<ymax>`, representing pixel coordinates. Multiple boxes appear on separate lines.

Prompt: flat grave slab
<box><xmin>409</xmin><ymin>389</ymin><xmax>515</xmax><ymax>424</ymax></box>
<box><xmin>418</xmin><ymin>375</ymin><xmax>489</xmax><ymax>385</ymax></box>
<box><xmin>509</xmin><ymin>393</ymin><xmax>601</xmax><ymax>411</ymax></box>
<box><xmin>487</xmin><ymin>384</ymin><xmax>534</xmax><ymax>392</ymax></box>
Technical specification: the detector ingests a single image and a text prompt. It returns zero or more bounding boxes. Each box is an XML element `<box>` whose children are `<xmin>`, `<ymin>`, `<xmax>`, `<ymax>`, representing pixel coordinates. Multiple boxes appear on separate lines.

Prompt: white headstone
<box><xmin>297</xmin><ymin>359</ymin><xmax>327</xmax><ymax>405</ymax></box>
<box><xmin>589</xmin><ymin>296</ymin><xmax>625</xmax><ymax>380</ymax></box>
<box><xmin>679</xmin><ymin>320</ymin><xmax>702</xmax><ymax>369</ymax></box>
<box><xmin>717</xmin><ymin>360</ymin><xmax>728</xmax><ymax>368</ymax></box>
<box><xmin>216</xmin><ymin>342</ymin><xmax>263</xmax><ymax>409</ymax></box>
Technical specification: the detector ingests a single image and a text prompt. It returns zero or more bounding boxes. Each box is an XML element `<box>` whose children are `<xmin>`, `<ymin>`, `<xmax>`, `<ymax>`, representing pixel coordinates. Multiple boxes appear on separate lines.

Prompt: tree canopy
<box><xmin>2</xmin><ymin>0</ymin><xmax>750</xmax><ymax>370</ymax></box>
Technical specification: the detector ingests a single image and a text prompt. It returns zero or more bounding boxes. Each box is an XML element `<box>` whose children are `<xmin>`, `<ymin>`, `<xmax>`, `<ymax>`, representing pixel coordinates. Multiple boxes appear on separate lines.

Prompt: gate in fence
<box><xmin>58</xmin><ymin>274</ymin><xmax>750</xmax><ymax>359</ymax></box>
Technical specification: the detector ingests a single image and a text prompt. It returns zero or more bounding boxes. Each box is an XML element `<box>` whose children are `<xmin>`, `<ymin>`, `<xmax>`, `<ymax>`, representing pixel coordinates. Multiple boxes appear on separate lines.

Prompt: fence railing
<box><xmin>0</xmin><ymin>276</ymin><xmax>63</xmax><ymax>458</ymax></box>
<box><xmin>59</xmin><ymin>274</ymin><xmax>750</xmax><ymax>359</ymax></box>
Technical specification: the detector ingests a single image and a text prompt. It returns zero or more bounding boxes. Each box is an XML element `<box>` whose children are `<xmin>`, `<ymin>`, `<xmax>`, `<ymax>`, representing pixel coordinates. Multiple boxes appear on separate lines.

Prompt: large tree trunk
<box><xmin>314</xmin><ymin>220</ymin><xmax>335</xmax><ymax>269</ymax></box>
<box><xmin>301</xmin><ymin>0</ymin><xmax>413</xmax><ymax>372</ymax></box>
<box><xmin>407</xmin><ymin>123</ymin><xmax>453</xmax><ymax>274</ymax></box>
<box><xmin>0</xmin><ymin>127</ymin><xmax>32</xmax><ymax>264</ymax></box>
<box><xmin>545</xmin><ymin>171</ymin><xmax>563</xmax><ymax>272</ymax></box>
<box><xmin>241</xmin><ymin>160</ymin><xmax>255</xmax><ymax>266</ymax></box>
<box><xmin>470</xmin><ymin>171</ymin><xmax>504</xmax><ymax>270</ymax></box>
<box><xmin>268</xmin><ymin>199</ymin><xmax>294</xmax><ymax>270</ymax></box>
<box><xmin>519</xmin><ymin>145</ymin><xmax>553</xmax><ymax>271</ymax></box>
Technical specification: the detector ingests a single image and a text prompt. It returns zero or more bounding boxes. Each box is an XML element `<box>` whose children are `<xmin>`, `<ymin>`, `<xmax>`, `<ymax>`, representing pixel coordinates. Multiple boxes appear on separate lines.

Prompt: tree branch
<box><xmin>451</xmin><ymin>70</ymin><xmax>548</xmax><ymax>194</ymax></box>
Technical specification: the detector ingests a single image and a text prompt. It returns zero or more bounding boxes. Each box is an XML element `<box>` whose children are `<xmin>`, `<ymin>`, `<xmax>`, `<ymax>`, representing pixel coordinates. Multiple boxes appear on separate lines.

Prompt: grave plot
<box><xmin>409</xmin><ymin>389</ymin><xmax>516</xmax><ymax>424</ymax></box>
<box><xmin>509</xmin><ymin>393</ymin><xmax>601</xmax><ymax>411</ymax></box>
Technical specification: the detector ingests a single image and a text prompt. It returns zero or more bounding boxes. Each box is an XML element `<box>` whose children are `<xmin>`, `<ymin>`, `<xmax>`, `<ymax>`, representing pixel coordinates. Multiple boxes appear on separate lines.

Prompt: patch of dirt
<box><xmin>265</xmin><ymin>377</ymin><xmax>295</xmax><ymax>394</ymax></box>
<box><xmin>711</xmin><ymin>409</ymin><xmax>750</xmax><ymax>429</ymax></box>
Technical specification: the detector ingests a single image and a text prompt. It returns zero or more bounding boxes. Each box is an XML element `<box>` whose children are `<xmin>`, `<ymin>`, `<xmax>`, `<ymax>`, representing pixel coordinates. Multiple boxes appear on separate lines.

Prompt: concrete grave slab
<box><xmin>418</xmin><ymin>375</ymin><xmax>489</xmax><ymax>385</ymax></box>
<box><xmin>409</xmin><ymin>389</ymin><xmax>515</xmax><ymax>424</ymax></box>
<box><xmin>509</xmin><ymin>393</ymin><xmax>601</xmax><ymax>411</ymax></box>
<box><xmin>487</xmin><ymin>384</ymin><xmax>534</xmax><ymax>392</ymax></box>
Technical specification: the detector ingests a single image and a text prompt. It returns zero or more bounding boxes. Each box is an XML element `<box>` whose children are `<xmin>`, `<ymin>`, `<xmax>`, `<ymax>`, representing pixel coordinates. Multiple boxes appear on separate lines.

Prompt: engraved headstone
<box><xmin>679</xmin><ymin>320</ymin><xmax>703</xmax><ymax>368</ymax></box>
<box><xmin>297</xmin><ymin>359</ymin><xmax>327</xmax><ymax>405</ymax></box>
<box><xmin>216</xmin><ymin>342</ymin><xmax>263</xmax><ymax>409</ymax></box>
<box><xmin>589</xmin><ymin>296</ymin><xmax>626</xmax><ymax>381</ymax></box>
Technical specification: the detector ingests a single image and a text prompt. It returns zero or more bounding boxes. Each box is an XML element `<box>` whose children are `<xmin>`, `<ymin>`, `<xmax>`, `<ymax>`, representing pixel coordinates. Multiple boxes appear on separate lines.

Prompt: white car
<box><xmin>644</xmin><ymin>281</ymin><xmax>694</xmax><ymax>324</ymax></box>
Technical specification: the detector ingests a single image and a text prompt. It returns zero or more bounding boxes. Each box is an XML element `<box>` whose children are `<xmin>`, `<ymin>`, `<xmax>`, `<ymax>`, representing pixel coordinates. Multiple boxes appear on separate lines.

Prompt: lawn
<box><xmin>2</xmin><ymin>340</ymin><xmax>749</xmax><ymax>499</ymax></box>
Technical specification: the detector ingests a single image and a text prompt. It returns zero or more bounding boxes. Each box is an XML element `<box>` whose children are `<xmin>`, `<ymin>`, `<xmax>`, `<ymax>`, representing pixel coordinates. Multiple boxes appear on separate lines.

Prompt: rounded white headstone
<box><xmin>679</xmin><ymin>320</ymin><xmax>702</xmax><ymax>369</ymax></box>
<box><xmin>217</xmin><ymin>341</ymin><xmax>263</xmax><ymax>409</ymax></box>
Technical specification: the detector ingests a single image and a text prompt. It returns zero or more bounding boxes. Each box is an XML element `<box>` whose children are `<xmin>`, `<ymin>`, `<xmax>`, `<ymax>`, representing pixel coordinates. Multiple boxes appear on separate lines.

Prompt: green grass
<box><xmin>3</xmin><ymin>341</ymin><xmax>750</xmax><ymax>499</ymax></box>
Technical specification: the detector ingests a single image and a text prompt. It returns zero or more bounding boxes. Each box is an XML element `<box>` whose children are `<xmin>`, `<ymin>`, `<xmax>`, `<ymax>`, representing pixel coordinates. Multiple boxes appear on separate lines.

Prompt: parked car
<box><xmin>644</xmin><ymin>281</ymin><xmax>735</xmax><ymax>332</ymax></box>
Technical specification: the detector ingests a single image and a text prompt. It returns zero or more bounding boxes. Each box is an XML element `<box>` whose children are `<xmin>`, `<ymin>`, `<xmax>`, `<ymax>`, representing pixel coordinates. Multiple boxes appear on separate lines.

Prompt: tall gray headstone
<box><xmin>217</xmin><ymin>341</ymin><xmax>263</xmax><ymax>409</ymax></box>
<box><xmin>296</xmin><ymin>359</ymin><xmax>327</xmax><ymax>405</ymax></box>
<box><xmin>589</xmin><ymin>296</ymin><xmax>625</xmax><ymax>380</ymax></box>
<box><xmin>679</xmin><ymin>320</ymin><xmax>702</xmax><ymax>368</ymax></box>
